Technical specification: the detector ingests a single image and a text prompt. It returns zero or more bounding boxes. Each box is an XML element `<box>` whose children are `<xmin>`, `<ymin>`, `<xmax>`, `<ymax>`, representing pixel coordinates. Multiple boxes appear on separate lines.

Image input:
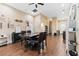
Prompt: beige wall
<box><xmin>24</xmin><ymin>14</ymin><xmax>34</xmax><ymax>33</ymax></box>
<box><xmin>24</xmin><ymin>14</ymin><xmax>49</xmax><ymax>33</ymax></box>
<box><xmin>48</xmin><ymin>18</ymin><xmax>58</xmax><ymax>35</ymax></box>
<box><xmin>33</xmin><ymin>14</ymin><xmax>49</xmax><ymax>33</ymax></box>
<box><xmin>41</xmin><ymin>15</ymin><xmax>49</xmax><ymax>33</ymax></box>
<box><xmin>33</xmin><ymin>15</ymin><xmax>41</xmax><ymax>33</ymax></box>
<box><xmin>0</xmin><ymin>4</ymin><xmax>27</xmax><ymax>44</ymax></box>
<box><xmin>51</xmin><ymin>19</ymin><xmax>57</xmax><ymax>35</ymax></box>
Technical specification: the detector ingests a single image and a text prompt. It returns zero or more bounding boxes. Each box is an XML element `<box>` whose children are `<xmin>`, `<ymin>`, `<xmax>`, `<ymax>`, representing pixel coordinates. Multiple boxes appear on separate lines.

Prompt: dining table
<box><xmin>22</xmin><ymin>33</ymin><xmax>40</xmax><ymax>49</ymax></box>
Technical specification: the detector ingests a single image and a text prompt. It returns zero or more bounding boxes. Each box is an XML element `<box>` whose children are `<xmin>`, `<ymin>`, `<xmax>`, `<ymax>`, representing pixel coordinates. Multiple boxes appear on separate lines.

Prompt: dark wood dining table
<box><xmin>23</xmin><ymin>33</ymin><xmax>40</xmax><ymax>49</ymax></box>
<box><xmin>25</xmin><ymin>33</ymin><xmax>39</xmax><ymax>38</ymax></box>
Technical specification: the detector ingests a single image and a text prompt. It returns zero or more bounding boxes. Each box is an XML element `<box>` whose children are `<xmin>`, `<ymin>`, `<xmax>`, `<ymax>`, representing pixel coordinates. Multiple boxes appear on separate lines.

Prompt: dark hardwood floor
<box><xmin>0</xmin><ymin>35</ymin><xmax>66</xmax><ymax>56</ymax></box>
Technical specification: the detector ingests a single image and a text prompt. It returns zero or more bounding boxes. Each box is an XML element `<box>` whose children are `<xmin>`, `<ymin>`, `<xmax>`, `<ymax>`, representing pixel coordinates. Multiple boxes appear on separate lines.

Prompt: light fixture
<box><xmin>49</xmin><ymin>18</ymin><xmax>52</xmax><ymax>21</ymax></box>
<box><xmin>28</xmin><ymin>3</ymin><xmax>44</xmax><ymax>13</ymax></box>
<box><xmin>32</xmin><ymin>9</ymin><xmax>38</xmax><ymax>12</ymax></box>
<box><xmin>28</xmin><ymin>3</ymin><xmax>44</xmax><ymax>8</ymax></box>
<box><xmin>62</xmin><ymin>11</ymin><xmax>64</xmax><ymax>14</ymax></box>
<box><xmin>41</xmin><ymin>23</ymin><xmax>44</xmax><ymax>27</ymax></box>
<box><xmin>61</xmin><ymin>4</ymin><xmax>65</xmax><ymax>7</ymax></box>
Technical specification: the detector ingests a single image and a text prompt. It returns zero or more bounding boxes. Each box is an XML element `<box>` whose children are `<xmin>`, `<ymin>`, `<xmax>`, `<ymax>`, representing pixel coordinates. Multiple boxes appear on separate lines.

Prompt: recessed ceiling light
<box><xmin>61</xmin><ymin>4</ymin><xmax>65</xmax><ymax>7</ymax></box>
<box><xmin>62</xmin><ymin>11</ymin><xmax>64</xmax><ymax>14</ymax></box>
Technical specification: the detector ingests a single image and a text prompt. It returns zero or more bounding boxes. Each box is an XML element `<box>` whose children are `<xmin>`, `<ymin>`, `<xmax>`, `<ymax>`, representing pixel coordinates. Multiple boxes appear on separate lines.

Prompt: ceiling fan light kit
<box><xmin>28</xmin><ymin>3</ymin><xmax>44</xmax><ymax>13</ymax></box>
<box><xmin>32</xmin><ymin>9</ymin><xmax>38</xmax><ymax>12</ymax></box>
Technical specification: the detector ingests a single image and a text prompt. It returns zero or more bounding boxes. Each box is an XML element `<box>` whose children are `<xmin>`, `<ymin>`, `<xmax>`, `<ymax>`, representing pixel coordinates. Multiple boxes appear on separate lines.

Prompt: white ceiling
<box><xmin>5</xmin><ymin>3</ymin><xmax>71</xmax><ymax>18</ymax></box>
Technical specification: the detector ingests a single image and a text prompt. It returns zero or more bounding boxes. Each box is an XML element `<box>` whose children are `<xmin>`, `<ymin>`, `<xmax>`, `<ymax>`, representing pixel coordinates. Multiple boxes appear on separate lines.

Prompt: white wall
<box><xmin>76</xmin><ymin>5</ymin><xmax>79</xmax><ymax>54</ymax></box>
<box><xmin>48</xmin><ymin>18</ymin><xmax>67</xmax><ymax>35</ymax></box>
<box><xmin>58</xmin><ymin>20</ymin><xmax>67</xmax><ymax>33</ymax></box>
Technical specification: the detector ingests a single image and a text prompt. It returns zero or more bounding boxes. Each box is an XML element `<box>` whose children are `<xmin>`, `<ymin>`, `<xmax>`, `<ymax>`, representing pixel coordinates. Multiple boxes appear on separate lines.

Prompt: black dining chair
<box><xmin>43</xmin><ymin>32</ymin><xmax>47</xmax><ymax>49</ymax></box>
<box><xmin>69</xmin><ymin>50</ymin><xmax>78</xmax><ymax>56</ymax></box>
<box><xmin>26</xmin><ymin>30</ymin><xmax>31</xmax><ymax>35</ymax></box>
<box><xmin>24</xmin><ymin>34</ymin><xmax>39</xmax><ymax>50</ymax></box>
<box><xmin>36</xmin><ymin>32</ymin><xmax>47</xmax><ymax>55</ymax></box>
<box><xmin>63</xmin><ymin>31</ymin><xmax>66</xmax><ymax>43</ymax></box>
<box><xmin>25</xmin><ymin>32</ymin><xmax>47</xmax><ymax>55</ymax></box>
<box><xmin>20</xmin><ymin>31</ymin><xmax>26</xmax><ymax>46</ymax></box>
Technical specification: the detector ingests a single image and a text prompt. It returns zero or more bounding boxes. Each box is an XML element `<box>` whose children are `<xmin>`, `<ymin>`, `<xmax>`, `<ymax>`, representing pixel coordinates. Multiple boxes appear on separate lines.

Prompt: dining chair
<box><xmin>43</xmin><ymin>32</ymin><xmax>47</xmax><ymax>49</ymax></box>
<box><xmin>25</xmin><ymin>32</ymin><xmax>47</xmax><ymax>55</ymax></box>
<box><xmin>20</xmin><ymin>31</ymin><xmax>26</xmax><ymax>46</ymax></box>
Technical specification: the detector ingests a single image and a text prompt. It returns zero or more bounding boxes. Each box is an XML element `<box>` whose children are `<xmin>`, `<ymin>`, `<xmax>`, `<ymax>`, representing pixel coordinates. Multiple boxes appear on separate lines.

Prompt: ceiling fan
<box><xmin>28</xmin><ymin>3</ymin><xmax>44</xmax><ymax>8</ymax></box>
<box><xmin>28</xmin><ymin>3</ymin><xmax>44</xmax><ymax>12</ymax></box>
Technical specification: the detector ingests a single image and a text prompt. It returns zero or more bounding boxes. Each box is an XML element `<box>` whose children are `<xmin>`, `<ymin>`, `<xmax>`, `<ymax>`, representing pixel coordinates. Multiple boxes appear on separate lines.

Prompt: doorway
<box><xmin>49</xmin><ymin>21</ymin><xmax>52</xmax><ymax>35</ymax></box>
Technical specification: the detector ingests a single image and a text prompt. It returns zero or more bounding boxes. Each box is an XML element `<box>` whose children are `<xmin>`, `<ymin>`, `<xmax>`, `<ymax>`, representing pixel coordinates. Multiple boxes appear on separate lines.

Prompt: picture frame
<box><xmin>8</xmin><ymin>23</ymin><xmax>14</xmax><ymax>28</ymax></box>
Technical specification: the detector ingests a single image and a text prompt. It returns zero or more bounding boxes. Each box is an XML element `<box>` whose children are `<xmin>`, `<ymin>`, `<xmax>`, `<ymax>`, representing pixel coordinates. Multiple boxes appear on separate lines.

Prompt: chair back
<box><xmin>21</xmin><ymin>31</ymin><xmax>26</xmax><ymax>35</ymax></box>
<box><xmin>38</xmin><ymin>32</ymin><xmax>47</xmax><ymax>43</ymax></box>
<box><xmin>63</xmin><ymin>31</ymin><xmax>66</xmax><ymax>40</ymax></box>
<box><xmin>27</xmin><ymin>30</ymin><xmax>31</xmax><ymax>34</ymax></box>
<box><xmin>43</xmin><ymin>32</ymin><xmax>47</xmax><ymax>40</ymax></box>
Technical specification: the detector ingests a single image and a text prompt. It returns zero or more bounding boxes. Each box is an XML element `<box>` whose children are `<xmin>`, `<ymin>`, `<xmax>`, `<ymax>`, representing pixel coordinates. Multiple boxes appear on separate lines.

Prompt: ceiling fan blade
<box><xmin>28</xmin><ymin>3</ymin><xmax>34</xmax><ymax>5</ymax></box>
<box><xmin>38</xmin><ymin>3</ymin><xmax>44</xmax><ymax>5</ymax></box>
<box><xmin>35</xmin><ymin>4</ymin><xmax>38</xmax><ymax>8</ymax></box>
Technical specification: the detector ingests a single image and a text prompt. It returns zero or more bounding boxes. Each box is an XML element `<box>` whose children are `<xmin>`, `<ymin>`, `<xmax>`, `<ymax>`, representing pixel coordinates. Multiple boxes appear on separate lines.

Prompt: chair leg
<box><xmin>21</xmin><ymin>40</ymin><xmax>23</xmax><ymax>46</ymax></box>
<box><xmin>23</xmin><ymin>41</ymin><xmax>28</xmax><ymax>51</ymax></box>
<box><xmin>38</xmin><ymin>42</ymin><xmax>43</xmax><ymax>55</ymax></box>
<box><xmin>45</xmin><ymin>40</ymin><xmax>47</xmax><ymax>49</ymax></box>
<box><xmin>37</xmin><ymin>44</ymin><xmax>41</xmax><ymax>55</ymax></box>
<box><xmin>21</xmin><ymin>40</ymin><xmax>22</xmax><ymax>46</ymax></box>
